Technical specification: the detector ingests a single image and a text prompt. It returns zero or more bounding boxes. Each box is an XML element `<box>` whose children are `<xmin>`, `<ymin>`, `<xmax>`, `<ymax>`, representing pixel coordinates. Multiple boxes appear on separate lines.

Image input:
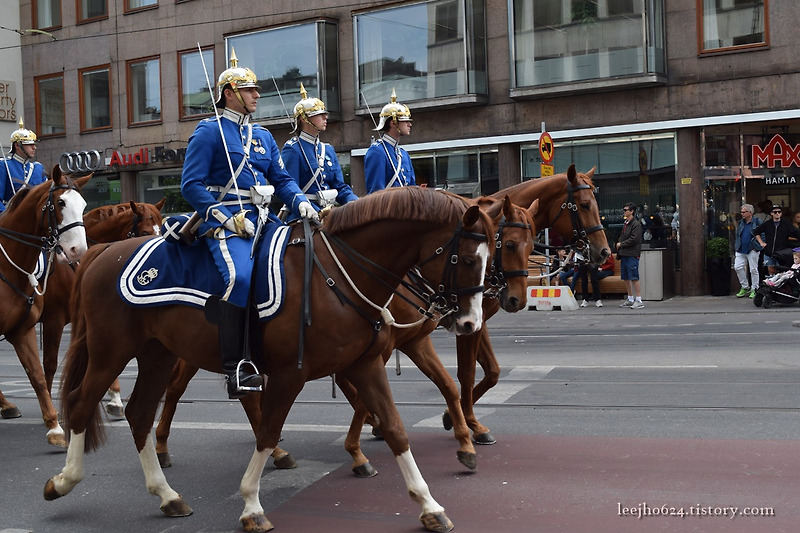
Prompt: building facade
<box><xmin>17</xmin><ymin>0</ymin><xmax>798</xmax><ymax>296</ymax></box>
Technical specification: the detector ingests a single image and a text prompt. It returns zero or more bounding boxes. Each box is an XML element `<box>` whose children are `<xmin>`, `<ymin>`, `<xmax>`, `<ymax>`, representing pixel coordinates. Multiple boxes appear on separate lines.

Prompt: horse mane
<box><xmin>323</xmin><ymin>187</ymin><xmax>472</xmax><ymax>234</ymax></box>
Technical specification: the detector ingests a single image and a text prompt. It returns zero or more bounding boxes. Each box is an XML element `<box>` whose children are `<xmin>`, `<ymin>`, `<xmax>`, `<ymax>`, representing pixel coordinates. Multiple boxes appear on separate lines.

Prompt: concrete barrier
<box><xmin>527</xmin><ymin>286</ymin><xmax>579</xmax><ymax>311</ymax></box>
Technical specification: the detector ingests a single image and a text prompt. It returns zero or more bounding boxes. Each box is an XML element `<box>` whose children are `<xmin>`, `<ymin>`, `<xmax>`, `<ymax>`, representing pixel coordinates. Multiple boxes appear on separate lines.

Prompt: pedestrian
<box><xmin>754</xmin><ymin>205</ymin><xmax>800</xmax><ymax>276</ymax></box>
<box><xmin>763</xmin><ymin>248</ymin><xmax>800</xmax><ymax>288</ymax></box>
<box><xmin>574</xmin><ymin>253</ymin><xmax>615</xmax><ymax>307</ymax></box>
<box><xmin>734</xmin><ymin>203</ymin><xmax>761</xmax><ymax>298</ymax></box>
<box><xmin>280</xmin><ymin>84</ymin><xmax>358</xmax><ymax>221</ymax></box>
<box><xmin>364</xmin><ymin>88</ymin><xmax>416</xmax><ymax>193</ymax></box>
<box><xmin>0</xmin><ymin>120</ymin><xmax>47</xmax><ymax>212</ymax></box>
<box><xmin>617</xmin><ymin>202</ymin><xmax>644</xmax><ymax>309</ymax></box>
<box><xmin>180</xmin><ymin>50</ymin><xmax>317</xmax><ymax>398</ymax></box>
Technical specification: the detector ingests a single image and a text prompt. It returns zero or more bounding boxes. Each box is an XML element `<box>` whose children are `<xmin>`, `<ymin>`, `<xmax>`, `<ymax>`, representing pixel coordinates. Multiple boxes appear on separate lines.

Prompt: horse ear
<box><xmin>567</xmin><ymin>164</ymin><xmax>578</xmax><ymax>187</ymax></box>
<box><xmin>478</xmin><ymin>196</ymin><xmax>503</xmax><ymax>221</ymax></box>
<box><xmin>584</xmin><ymin>167</ymin><xmax>596</xmax><ymax>180</ymax></box>
<box><xmin>502</xmin><ymin>195</ymin><xmax>513</xmax><ymax>218</ymax></box>
<box><xmin>529</xmin><ymin>199</ymin><xmax>540</xmax><ymax>218</ymax></box>
<box><xmin>155</xmin><ymin>197</ymin><xmax>166</xmax><ymax>211</ymax></box>
<box><xmin>463</xmin><ymin>204</ymin><xmax>482</xmax><ymax>229</ymax></box>
<box><xmin>74</xmin><ymin>174</ymin><xmax>92</xmax><ymax>190</ymax></box>
<box><xmin>51</xmin><ymin>165</ymin><xmax>62</xmax><ymax>182</ymax></box>
<box><xmin>129</xmin><ymin>200</ymin><xmax>140</xmax><ymax>214</ymax></box>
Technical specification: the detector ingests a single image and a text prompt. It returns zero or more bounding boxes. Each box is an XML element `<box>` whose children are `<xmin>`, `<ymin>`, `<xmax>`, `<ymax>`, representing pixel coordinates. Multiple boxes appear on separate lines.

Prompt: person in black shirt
<box><xmin>754</xmin><ymin>205</ymin><xmax>800</xmax><ymax>276</ymax></box>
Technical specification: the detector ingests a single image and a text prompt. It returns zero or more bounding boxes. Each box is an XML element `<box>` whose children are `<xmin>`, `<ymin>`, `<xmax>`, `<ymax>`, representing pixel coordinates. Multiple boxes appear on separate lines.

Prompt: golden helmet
<box><xmin>10</xmin><ymin>119</ymin><xmax>37</xmax><ymax>145</ymax></box>
<box><xmin>375</xmin><ymin>88</ymin><xmax>411</xmax><ymax>131</ymax></box>
<box><xmin>215</xmin><ymin>48</ymin><xmax>260</xmax><ymax>108</ymax></box>
<box><xmin>293</xmin><ymin>83</ymin><xmax>327</xmax><ymax>120</ymax></box>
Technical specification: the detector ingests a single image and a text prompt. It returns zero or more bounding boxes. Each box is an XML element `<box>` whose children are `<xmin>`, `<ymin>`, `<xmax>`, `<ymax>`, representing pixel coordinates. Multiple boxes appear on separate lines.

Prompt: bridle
<box><xmin>546</xmin><ymin>180</ymin><xmax>604</xmax><ymax>255</ymax></box>
<box><xmin>485</xmin><ymin>214</ymin><xmax>532</xmax><ymax>298</ymax></box>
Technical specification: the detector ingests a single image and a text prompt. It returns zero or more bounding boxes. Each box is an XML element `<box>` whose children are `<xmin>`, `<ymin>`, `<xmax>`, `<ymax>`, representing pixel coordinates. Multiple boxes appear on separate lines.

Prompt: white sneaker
<box><xmin>630</xmin><ymin>301</ymin><xmax>645</xmax><ymax>309</ymax></box>
<box><xmin>595</xmin><ymin>300</ymin><xmax>603</xmax><ymax>307</ymax></box>
<box><xmin>580</xmin><ymin>299</ymin><xmax>588</xmax><ymax>307</ymax></box>
<box><xmin>619</xmin><ymin>299</ymin><xmax>633</xmax><ymax>308</ymax></box>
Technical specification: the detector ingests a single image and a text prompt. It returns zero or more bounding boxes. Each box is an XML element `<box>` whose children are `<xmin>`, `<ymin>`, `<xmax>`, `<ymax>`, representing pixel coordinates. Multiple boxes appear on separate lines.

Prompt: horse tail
<box><xmin>60</xmin><ymin>245</ymin><xmax>111</xmax><ymax>452</ymax></box>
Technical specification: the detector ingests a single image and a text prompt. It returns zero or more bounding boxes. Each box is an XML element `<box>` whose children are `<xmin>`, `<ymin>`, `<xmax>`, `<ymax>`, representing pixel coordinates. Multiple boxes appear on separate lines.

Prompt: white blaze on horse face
<box><xmin>56</xmin><ymin>189</ymin><xmax>88</xmax><ymax>263</ymax></box>
<box><xmin>454</xmin><ymin>241</ymin><xmax>489</xmax><ymax>334</ymax></box>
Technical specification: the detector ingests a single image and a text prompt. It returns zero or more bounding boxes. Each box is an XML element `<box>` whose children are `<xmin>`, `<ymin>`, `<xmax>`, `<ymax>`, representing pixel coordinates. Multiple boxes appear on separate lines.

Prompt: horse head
<box><xmin>477</xmin><ymin>195</ymin><xmax>535</xmax><ymax>312</ymax></box>
<box><xmin>128</xmin><ymin>197</ymin><xmax>165</xmax><ymax>237</ymax></box>
<box><xmin>40</xmin><ymin>166</ymin><xmax>90</xmax><ymax>263</ymax></box>
<box><xmin>533</xmin><ymin>165</ymin><xmax>611</xmax><ymax>266</ymax></box>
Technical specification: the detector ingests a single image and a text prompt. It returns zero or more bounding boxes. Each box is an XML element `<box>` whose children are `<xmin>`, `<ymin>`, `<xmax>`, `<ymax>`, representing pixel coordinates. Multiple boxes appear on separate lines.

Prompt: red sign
<box><xmin>539</xmin><ymin>132</ymin><xmax>554</xmax><ymax>164</ymax></box>
<box><xmin>109</xmin><ymin>148</ymin><xmax>149</xmax><ymax>166</ymax></box>
<box><xmin>751</xmin><ymin>134</ymin><xmax>800</xmax><ymax>168</ymax></box>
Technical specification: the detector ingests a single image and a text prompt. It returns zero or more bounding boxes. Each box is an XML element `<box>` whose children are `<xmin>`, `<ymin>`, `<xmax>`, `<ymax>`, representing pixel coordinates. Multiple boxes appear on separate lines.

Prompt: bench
<box><xmin>527</xmin><ymin>254</ymin><xmax>627</xmax><ymax>297</ymax></box>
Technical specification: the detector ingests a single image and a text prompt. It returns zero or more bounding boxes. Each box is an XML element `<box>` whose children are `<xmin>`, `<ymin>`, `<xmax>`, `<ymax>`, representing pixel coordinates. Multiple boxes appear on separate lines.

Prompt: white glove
<box><xmin>298</xmin><ymin>201</ymin><xmax>319</xmax><ymax>221</ymax></box>
<box><xmin>223</xmin><ymin>212</ymin><xmax>255</xmax><ymax>237</ymax></box>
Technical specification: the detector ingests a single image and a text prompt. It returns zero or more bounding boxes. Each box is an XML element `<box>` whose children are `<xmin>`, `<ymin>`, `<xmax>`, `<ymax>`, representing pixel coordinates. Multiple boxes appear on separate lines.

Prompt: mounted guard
<box><xmin>180</xmin><ymin>48</ymin><xmax>318</xmax><ymax>398</ymax></box>
<box><xmin>1</xmin><ymin>119</ymin><xmax>48</xmax><ymax>213</ymax></box>
<box><xmin>364</xmin><ymin>88</ymin><xmax>416</xmax><ymax>193</ymax></box>
<box><xmin>280</xmin><ymin>83</ymin><xmax>358</xmax><ymax>221</ymax></box>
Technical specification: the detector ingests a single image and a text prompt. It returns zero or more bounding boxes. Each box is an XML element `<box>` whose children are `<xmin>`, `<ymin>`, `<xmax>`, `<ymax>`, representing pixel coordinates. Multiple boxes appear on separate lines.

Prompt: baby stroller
<box><xmin>754</xmin><ymin>266</ymin><xmax>800</xmax><ymax>308</ymax></box>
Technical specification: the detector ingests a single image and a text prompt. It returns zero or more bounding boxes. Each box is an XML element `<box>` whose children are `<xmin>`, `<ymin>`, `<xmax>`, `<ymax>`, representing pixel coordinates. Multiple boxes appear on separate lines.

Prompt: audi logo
<box><xmin>59</xmin><ymin>150</ymin><xmax>103</xmax><ymax>173</ymax></box>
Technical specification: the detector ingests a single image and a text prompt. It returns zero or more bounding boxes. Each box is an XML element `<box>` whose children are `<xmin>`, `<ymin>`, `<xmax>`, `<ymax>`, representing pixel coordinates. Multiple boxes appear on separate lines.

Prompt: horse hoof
<box><xmin>371</xmin><ymin>426</ymin><xmax>383</xmax><ymax>439</ymax></box>
<box><xmin>160</xmin><ymin>496</ymin><xmax>193</xmax><ymax>517</ymax></box>
<box><xmin>1</xmin><ymin>406</ymin><xmax>21</xmax><ymax>419</ymax></box>
<box><xmin>272</xmin><ymin>452</ymin><xmax>297</xmax><ymax>469</ymax></box>
<box><xmin>457</xmin><ymin>450</ymin><xmax>478</xmax><ymax>470</ymax></box>
<box><xmin>105</xmin><ymin>403</ymin><xmax>125</xmax><ymax>419</ymax></box>
<box><xmin>43</xmin><ymin>478</ymin><xmax>62</xmax><ymax>501</ymax></box>
<box><xmin>241</xmin><ymin>512</ymin><xmax>274</xmax><ymax>532</ymax></box>
<box><xmin>157</xmin><ymin>451</ymin><xmax>172</xmax><ymax>468</ymax></box>
<box><xmin>47</xmin><ymin>431</ymin><xmax>68</xmax><ymax>448</ymax></box>
<box><xmin>352</xmin><ymin>462</ymin><xmax>378</xmax><ymax>478</ymax></box>
<box><xmin>420</xmin><ymin>511</ymin><xmax>454</xmax><ymax>532</ymax></box>
<box><xmin>473</xmin><ymin>432</ymin><xmax>496</xmax><ymax>445</ymax></box>
<box><xmin>442</xmin><ymin>411</ymin><xmax>453</xmax><ymax>431</ymax></box>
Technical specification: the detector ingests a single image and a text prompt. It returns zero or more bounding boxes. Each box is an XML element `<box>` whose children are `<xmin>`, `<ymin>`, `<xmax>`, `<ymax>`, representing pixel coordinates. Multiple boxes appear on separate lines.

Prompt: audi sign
<box><xmin>59</xmin><ymin>150</ymin><xmax>103</xmax><ymax>173</ymax></box>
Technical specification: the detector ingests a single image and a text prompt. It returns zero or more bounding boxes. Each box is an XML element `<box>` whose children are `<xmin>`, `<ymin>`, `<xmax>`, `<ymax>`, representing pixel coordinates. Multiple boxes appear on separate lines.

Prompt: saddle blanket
<box><xmin>117</xmin><ymin>223</ymin><xmax>292</xmax><ymax>320</ymax></box>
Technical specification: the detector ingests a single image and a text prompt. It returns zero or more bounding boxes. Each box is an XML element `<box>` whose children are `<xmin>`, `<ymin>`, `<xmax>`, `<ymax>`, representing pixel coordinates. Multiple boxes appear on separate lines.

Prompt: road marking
<box><xmin>414</xmin><ymin>407</ymin><xmax>495</xmax><ymax>428</ymax></box>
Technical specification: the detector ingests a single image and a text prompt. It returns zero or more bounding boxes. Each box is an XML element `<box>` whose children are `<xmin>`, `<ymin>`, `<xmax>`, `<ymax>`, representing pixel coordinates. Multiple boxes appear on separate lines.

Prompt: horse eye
<box><xmin>580</xmin><ymin>203</ymin><xmax>590</xmax><ymax>210</ymax></box>
<box><xmin>57</xmin><ymin>199</ymin><xmax>66</xmax><ymax>208</ymax></box>
<box><xmin>463</xmin><ymin>256</ymin><xmax>476</xmax><ymax>267</ymax></box>
<box><xmin>505</xmin><ymin>241</ymin><xmax>517</xmax><ymax>251</ymax></box>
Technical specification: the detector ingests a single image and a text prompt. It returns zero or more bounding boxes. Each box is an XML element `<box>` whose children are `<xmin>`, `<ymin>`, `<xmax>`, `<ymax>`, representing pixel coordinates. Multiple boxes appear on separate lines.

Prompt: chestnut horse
<box><xmin>38</xmin><ymin>199</ymin><xmax>165</xmax><ymax>416</ymax></box>
<box><xmin>45</xmin><ymin>187</ymin><xmax>495</xmax><ymax>532</ymax></box>
<box><xmin>152</xmin><ymin>195</ymin><xmax>535</xmax><ymax>473</ymax></box>
<box><xmin>0</xmin><ymin>168</ymin><xmax>90</xmax><ymax>447</ymax></box>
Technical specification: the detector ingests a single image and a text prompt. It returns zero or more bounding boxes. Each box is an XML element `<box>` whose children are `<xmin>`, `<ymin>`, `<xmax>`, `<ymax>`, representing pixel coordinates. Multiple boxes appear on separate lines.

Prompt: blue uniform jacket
<box><xmin>281</xmin><ymin>133</ymin><xmax>358</xmax><ymax>209</ymax></box>
<box><xmin>364</xmin><ymin>134</ymin><xmax>416</xmax><ymax>194</ymax></box>
<box><xmin>181</xmin><ymin>113</ymin><xmax>310</xmax><ymax>235</ymax></box>
<box><xmin>0</xmin><ymin>156</ymin><xmax>47</xmax><ymax>212</ymax></box>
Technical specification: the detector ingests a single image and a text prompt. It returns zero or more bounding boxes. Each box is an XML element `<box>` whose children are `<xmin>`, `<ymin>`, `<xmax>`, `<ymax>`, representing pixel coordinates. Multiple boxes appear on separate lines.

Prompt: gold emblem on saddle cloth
<box><xmin>136</xmin><ymin>267</ymin><xmax>159</xmax><ymax>286</ymax></box>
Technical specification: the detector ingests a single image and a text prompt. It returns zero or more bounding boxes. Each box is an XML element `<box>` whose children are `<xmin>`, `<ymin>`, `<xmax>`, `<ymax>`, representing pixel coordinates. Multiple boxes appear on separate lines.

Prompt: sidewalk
<box><xmin>564</xmin><ymin>293</ymin><xmax>799</xmax><ymax>315</ymax></box>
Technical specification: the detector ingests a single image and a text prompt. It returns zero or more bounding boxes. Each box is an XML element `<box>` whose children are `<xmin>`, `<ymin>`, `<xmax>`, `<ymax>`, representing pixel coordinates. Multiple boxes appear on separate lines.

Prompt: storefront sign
<box><xmin>764</xmin><ymin>175</ymin><xmax>798</xmax><ymax>186</ymax></box>
<box><xmin>751</xmin><ymin>134</ymin><xmax>800</xmax><ymax>168</ymax></box>
<box><xmin>0</xmin><ymin>80</ymin><xmax>17</xmax><ymax>122</ymax></box>
<box><xmin>107</xmin><ymin>146</ymin><xmax>187</xmax><ymax>168</ymax></box>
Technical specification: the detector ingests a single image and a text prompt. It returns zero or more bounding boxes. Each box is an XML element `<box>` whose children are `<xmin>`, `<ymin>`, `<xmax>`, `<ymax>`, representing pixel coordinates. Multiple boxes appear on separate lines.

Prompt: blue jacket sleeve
<box><xmin>180</xmin><ymin>121</ymin><xmax>233</xmax><ymax>230</ymax></box>
<box><xmin>364</xmin><ymin>142</ymin><xmax>386</xmax><ymax>194</ymax></box>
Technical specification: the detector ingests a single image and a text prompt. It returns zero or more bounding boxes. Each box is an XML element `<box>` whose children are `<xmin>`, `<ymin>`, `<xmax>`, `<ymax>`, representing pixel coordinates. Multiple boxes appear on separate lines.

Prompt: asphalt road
<box><xmin>1</xmin><ymin>295</ymin><xmax>798</xmax><ymax>532</ymax></box>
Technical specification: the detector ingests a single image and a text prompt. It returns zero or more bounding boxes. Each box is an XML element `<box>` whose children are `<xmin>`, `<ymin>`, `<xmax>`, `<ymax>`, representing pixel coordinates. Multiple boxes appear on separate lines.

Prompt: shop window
<box><xmin>509</xmin><ymin>0</ymin><xmax>666</xmax><ymax>98</ymax></box>
<box><xmin>78</xmin><ymin>65</ymin><xmax>111</xmax><ymax>132</ymax></box>
<box><xmin>35</xmin><ymin>74</ymin><xmax>65</xmax><ymax>137</ymax></box>
<box><xmin>78</xmin><ymin>0</ymin><xmax>108</xmax><ymax>23</ymax></box>
<box><xmin>125</xmin><ymin>0</ymin><xmax>158</xmax><ymax>13</ymax></box>
<box><xmin>81</xmin><ymin>176</ymin><xmax>121</xmax><ymax>211</ymax></box>
<box><xmin>354</xmin><ymin>0</ymin><xmax>487</xmax><ymax>114</ymax></box>
<box><xmin>698</xmin><ymin>0</ymin><xmax>767</xmax><ymax>53</ymax></box>
<box><xmin>127</xmin><ymin>56</ymin><xmax>162</xmax><ymax>125</ymax></box>
<box><xmin>33</xmin><ymin>0</ymin><xmax>61</xmax><ymax>30</ymax></box>
<box><xmin>410</xmin><ymin>148</ymin><xmax>497</xmax><ymax>198</ymax></box>
<box><xmin>138</xmin><ymin>170</ymin><xmax>192</xmax><ymax>215</ymax></box>
<box><xmin>178</xmin><ymin>47</ymin><xmax>214</xmax><ymax>119</ymax></box>
<box><xmin>226</xmin><ymin>20</ymin><xmax>340</xmax><ymax>124</ymax></box>
<box><xmin>521</xmin><ymin>134</ymin><xmax>678</xmax><ymax>248</ymax></box>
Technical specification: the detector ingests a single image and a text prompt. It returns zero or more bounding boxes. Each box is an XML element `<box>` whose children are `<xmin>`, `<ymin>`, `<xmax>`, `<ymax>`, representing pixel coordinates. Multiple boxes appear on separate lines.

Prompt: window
<box><xmin>33</xmin><ymin>0</ymin><xmax>61</xmax><ymax>30</ymax></box>
<box><xmin>79</xmin><ymin>65</ymin><xmax>111</xmax><ymax>131</ymax></box>
<box><xmin>411</xmin><ymin>148</ymin><xmax>497</xmax><ymax>197</ymax></box>
<box><xmin>34</xmin><ymin>74</ymin><xmax>65</xmax><ymax>136</ymax></box>
<box><xmin>178</xmin><ymin>47</ymin><xmax>214</xmax><ymax>119</ymax></box>
<box><xmin>698</xmin><ymin>0</ymin><xmax>767</xmax><ymax>53</ymax></box>
<box><xmin>509</xmin><ymin>0</ymin><xmax>666</xmax><ymax>97</ymax></box>
<box><xmin>127</xmin><ymin>56</ymin><xmax>161</xmax><ymax>125</ymax></box>
<box><xmin>354</xmin><ymin>0</ymin><xmax>487</xmax><ymax>112</ymax></box>
<box><xmin>225</xmin><ymin>21</ymin><xmax>340</xmax><ymax>123</ymax></box>
<box><xmin>78</xmin><ymin>0</ymin><xmax>108</xmax><ymax>23</ymax></box>
<box><xmin>125</xmin><ymin>0</ymin><xmax>158</xmax><ymax>13</ymax></box>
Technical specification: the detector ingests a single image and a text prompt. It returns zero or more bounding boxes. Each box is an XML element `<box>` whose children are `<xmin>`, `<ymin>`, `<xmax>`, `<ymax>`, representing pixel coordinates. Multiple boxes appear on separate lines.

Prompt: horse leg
<box><xmin>126</xmin><ymin>343</ymin><xmax>192</xmax><ymax>517</ymax></box>
<box><xmin>105</xmin><ymin>378</ymin><xmax>124</xmax><ymax>419</ymax></box>
<box><xmin>154</xmin><ymin>360</ymin><xmax>198</xmax><ymax>468</ymax></box>
<box><xmin>342</xmin><ymin>356</ymin><xmax>453</xmax><ymax>533</ymax></box>
<box><xmin>455</xmin><ymin>328</ymin><xmax>496</xmax><ymax>445</ymax></box>
<box><xmin>237</xmin><ymin>392</ymin><xmax>297</xmax><ymax>470</ymax></box>
<box><xmin>401</xmin><ymin>336</ymin><xmax>477</xmax><ymax>470</ymax></box>
<box><xmin>0</xmin><ymin>389</ymin><xmax>21</xmax><ymax>419</ymax></box>
<box><xmin>40</xmin><ymin>317</ymin><xmax>65</xmax><ymax>394</ymax></box>
<box><xmin>7</xmin><ymin>327</ymin><xmax>66</xmax><ymax>447</ymax></box>
<box><xmin>334</xmin><ymin>373</ymin><xmax>378</xmax><ymax>477</ymax></box>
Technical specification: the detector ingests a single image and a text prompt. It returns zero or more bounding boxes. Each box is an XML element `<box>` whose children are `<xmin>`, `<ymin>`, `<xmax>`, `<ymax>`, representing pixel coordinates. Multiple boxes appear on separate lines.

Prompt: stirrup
<box><xmin>229</xmin><ymin>359</ymin><xmax>263</xmax><ymax>393</ymax></box>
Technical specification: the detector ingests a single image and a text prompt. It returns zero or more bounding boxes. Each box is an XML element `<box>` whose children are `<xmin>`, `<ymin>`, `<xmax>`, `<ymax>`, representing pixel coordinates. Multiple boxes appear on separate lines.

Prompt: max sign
<box><xmin>751</xmin><ymin>134</ymin><xmax>800</xmax><ymax>168</ymax></box>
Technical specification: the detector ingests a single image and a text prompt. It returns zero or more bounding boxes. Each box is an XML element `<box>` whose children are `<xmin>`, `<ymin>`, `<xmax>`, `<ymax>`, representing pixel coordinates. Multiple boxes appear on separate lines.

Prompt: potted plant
<box><xmin>706</xmin><ymin>237</ymin><xmax>731</xmax><ymax>296</ymax></box>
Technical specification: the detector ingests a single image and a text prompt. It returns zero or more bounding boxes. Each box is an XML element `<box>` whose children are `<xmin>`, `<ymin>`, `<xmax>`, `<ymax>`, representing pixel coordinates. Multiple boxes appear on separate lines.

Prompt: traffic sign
<box><xmin>539</xmin><ymin>132</ymin><xmax>554</xmax><ymax>164</ymax></box>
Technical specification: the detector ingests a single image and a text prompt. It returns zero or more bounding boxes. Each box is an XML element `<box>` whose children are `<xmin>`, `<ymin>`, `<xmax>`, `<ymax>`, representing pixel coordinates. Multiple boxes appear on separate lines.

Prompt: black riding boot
<box><xmin>218</xmin><ymin>300</ymin><xmax>263</xmax><ymax>399</ymax></box>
